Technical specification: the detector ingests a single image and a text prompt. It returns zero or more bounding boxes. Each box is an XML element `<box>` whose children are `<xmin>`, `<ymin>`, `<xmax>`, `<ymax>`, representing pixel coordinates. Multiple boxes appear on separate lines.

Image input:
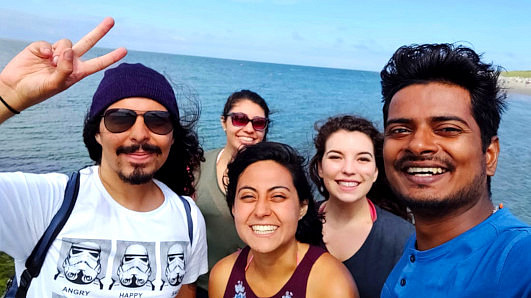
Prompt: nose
<box><xmin>242</xmin><ymin>121</ymin><xmax>255</xmax><ymax>133</ymax></box>
<box><xmin>341</xmin><ymin>157</ymin><xmax>356</xmax><ymax>175</ymax></box>
<box><xmin>129</xmin><ymin>115</ymin><xmax>151</xmax><ymax>143</ymax></box>
<box><xmin>407</xmin><ymin>126</ymin><xmax>437</xmax><ymax>155</ymax></box>
<box><xmin>253</xmin><ymin>198</ymin><xmax>272</xmax><ymax>218</ymax></box>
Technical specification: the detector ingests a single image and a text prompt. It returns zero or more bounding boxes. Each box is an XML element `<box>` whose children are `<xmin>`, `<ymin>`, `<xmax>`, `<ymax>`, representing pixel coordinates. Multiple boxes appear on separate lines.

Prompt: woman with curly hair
<box><xmin>309</xmin><ymin>115</ymin><xmax>413</xmax><ymax>298</ymax></box>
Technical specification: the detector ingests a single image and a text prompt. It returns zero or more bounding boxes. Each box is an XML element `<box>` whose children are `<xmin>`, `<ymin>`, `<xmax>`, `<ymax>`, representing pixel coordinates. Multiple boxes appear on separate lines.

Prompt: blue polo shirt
<box><xmin>381</xmin><ymin>208</ymin><xmax>531</xmax><ymax>298</ymax></box>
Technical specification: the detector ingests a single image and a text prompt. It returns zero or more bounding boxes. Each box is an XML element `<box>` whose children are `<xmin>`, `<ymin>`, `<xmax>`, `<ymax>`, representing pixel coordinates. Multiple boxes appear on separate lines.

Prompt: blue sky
<box><xmin>1</xmin><ymin>0</ymin><xmax>530</xmax><ymax>71</ymax></box>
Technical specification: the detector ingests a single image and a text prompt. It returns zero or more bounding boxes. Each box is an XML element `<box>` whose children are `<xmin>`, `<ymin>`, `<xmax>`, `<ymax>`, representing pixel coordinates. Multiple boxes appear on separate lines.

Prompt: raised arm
<box><xmin>0</xmin><ymin>17</ymin><xmax>127</xmax><ymax>124</ymax></box>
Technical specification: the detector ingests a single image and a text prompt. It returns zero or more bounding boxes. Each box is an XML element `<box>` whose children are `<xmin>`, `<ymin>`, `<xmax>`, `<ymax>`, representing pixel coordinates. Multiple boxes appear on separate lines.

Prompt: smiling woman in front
<box><xmin>208</xmin><ymin>142</ymin><xmax>358</xmax><ymax>298</ymax></box>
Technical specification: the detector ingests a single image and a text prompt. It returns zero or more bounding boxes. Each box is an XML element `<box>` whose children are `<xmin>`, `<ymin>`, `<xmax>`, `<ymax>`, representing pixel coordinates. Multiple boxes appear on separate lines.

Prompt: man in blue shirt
<box><xmin>379</xmin><ymin>44</ymin><xmax>531</xmax><ymax>297</ymax></box>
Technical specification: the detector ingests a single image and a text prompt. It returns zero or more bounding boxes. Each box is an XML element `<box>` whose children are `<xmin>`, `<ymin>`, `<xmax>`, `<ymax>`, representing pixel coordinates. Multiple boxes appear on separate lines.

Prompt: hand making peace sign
<box><xmin>0</xmin><ymin>17</ymin><xmax>127</xmax><ymax>122</ymax></box>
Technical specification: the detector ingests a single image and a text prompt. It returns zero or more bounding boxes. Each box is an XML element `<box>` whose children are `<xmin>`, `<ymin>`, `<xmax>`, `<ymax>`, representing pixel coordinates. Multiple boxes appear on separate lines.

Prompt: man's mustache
<box><xmin>116</xmin><ymin>144</ymin><xmax>162</xmax><ymax>155</ymax></box>
<box><xmin>394</xmin><ymin>153</ymin><xmax>456</xmax><ymax>172</ymax></box>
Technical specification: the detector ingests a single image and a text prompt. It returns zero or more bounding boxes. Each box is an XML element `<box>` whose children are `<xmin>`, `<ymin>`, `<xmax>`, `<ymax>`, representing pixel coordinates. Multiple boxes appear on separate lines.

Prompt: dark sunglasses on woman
<box><xmin>102</xmin><ymin>108</ymin><xmax>174</xmax><ymax>135</ymax></box>
<box><xmin>226</xmin><ymin>112</ymin><xmax>269</xmax><ymax>131</ymax></box>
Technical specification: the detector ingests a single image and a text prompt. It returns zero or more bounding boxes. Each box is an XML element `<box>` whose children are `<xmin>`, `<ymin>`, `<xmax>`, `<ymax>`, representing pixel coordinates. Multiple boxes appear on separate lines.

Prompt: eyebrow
<box><xmin>358</xmin><ymin>151</ymin><xmax>374</xmax><ymax>157</ymax></box>
<box><xmin>325</xmin><ymin>150</ymin><xmax>342</xmax><ymax>155</ymax></box>
<box><xmin>268</xmin><ymin>186</ymin><xmax>290</xmax><ymax>192</ymax></box>
<box><xmin>237</xmin><ymin>186</ymin><xmax>257</xmax><ymax>194</ymax></box>
<box><xmin>431</xmin><ymin>116</ymin><xmax>469</xmax><ymax>126</ymax></box>
<box><xmin>386</xmin><ymin>116</ymin><xmax>469</xmax><ymax>127</ymax></box>
<box><xmin>237</xmin><ymin>185</ymin><xmax>290</xmax><ymax>194</ymax></box>
<box><xmin>325</xmin><ymin>150</ymin><xmax>373</xmax><ymax>157</ymax></box>
<box><xmin>385</xmin><ymin>117</ymin><xmax>411</xmax><ymax>127</ymax></box>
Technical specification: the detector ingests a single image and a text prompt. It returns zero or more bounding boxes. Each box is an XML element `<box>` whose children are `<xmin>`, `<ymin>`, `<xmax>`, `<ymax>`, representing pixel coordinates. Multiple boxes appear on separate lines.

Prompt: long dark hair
<box><xmin>82</xmin><ymin>112</ymin><xmax>204</xmax><ymax>196</ymax></box>
<box><xmin>226</xmin><ymin>142</ymin><xmax>322</xmax><ymax>245</ymax></box>
<box><xmin>309</xmin><ymin>115</ymin><xmax>409</xmax><ymax>220</ymax></box>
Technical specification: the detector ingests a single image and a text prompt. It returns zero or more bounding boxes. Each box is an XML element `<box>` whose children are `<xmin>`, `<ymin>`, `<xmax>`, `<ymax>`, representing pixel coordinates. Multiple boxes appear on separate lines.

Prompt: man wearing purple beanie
<box><xmin>0</xmin><ymin>18</ymin><xmax>207</xmax><ymax>298</ymax></box>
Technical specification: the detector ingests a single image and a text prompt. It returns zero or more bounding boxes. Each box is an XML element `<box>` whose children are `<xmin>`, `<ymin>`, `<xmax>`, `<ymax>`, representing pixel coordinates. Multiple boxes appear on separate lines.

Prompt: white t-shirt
<box><xmin>0</xmin><ymin>166</ymin><xmax>208</xmax><ymax>297</ymax></box>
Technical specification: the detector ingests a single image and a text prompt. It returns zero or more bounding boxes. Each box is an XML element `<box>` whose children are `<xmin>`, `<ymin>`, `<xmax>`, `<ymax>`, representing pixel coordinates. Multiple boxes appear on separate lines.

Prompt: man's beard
<box><xmin>119</xmin><ymin>166</ymin><xmax>154</xmax><ymax>185</ymax></box>
<box><xmin>390</xmin><ymin>155</ymin><xmax>488</xmax><ymax>218</ymax></box>
<box><xmin>116</xmin><ymin>143</ymin><xmax>162</xmax><ymax>185</ymax></box>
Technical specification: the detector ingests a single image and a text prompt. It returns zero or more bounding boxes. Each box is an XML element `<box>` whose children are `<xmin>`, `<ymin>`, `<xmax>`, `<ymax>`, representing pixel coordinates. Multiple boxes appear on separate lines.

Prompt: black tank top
<box><xmin>223</xmin><ymin>245</ymin><xmax>326</xmax><ymax>298</ymax></box>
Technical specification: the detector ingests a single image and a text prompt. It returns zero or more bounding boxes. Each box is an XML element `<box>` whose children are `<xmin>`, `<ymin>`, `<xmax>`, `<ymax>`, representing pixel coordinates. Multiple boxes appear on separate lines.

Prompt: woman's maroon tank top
<box><xmin>223</xmin><ymin>245</ymin><xmax>326</xmax><ymax>298</ymax></box>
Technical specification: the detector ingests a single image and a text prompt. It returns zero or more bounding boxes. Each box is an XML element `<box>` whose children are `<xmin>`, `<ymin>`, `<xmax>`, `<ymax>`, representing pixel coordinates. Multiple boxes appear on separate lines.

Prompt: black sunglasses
<box><xmin>225</xmin><ymin>112</ymin><xmax>269</xmax><ymax>131</ymax></box>
<box><xmin>102</xmin><ymin>108</ymin><xmax>173</xmax><ymax>135</ymax></box>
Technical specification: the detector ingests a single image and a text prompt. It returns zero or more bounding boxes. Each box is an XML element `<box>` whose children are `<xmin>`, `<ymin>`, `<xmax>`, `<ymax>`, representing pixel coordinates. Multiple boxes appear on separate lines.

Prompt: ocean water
<box><xmin>0</xmin><ymin>39</ymin><xmax>529</xmax><ymax>224</ymax></box>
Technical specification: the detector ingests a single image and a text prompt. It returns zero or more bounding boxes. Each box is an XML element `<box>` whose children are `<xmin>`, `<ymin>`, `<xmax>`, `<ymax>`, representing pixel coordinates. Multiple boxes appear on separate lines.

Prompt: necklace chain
<box><xmin>493</xmin><ymin>203</ymin><xmax>503</xmax><ymax>214</ymax></box>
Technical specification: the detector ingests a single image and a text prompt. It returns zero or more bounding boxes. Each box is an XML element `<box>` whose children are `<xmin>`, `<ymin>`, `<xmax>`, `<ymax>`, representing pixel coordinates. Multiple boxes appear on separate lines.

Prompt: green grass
<box><xmin>501</xmin><ymin>71</ymin><xmax>531</xmax><ymax>78</ymax></box>
<box><xmin>0</xmin><ymin>252</ymin><xmax>15</xmax><ymax>295</ymax></box>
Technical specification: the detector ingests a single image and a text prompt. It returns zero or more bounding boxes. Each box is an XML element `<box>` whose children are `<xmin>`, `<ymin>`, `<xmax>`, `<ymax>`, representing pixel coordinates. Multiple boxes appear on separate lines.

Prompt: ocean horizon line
<box><xmin>0</xmin><ymin>37</ymin><xmax>379</xmax><ymax>73</ymax></box>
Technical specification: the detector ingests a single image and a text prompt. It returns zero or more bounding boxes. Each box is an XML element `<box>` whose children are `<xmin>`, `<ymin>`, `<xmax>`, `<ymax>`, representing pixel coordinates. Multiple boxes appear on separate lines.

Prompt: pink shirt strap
<box><xmin>367</xmin><ymin>198</ymin><xmax>377</xmax><ymax>222</ymax></box>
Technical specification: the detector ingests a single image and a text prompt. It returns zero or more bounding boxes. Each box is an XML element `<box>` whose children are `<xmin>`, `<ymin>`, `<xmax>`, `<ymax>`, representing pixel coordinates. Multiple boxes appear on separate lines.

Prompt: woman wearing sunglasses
<box><xmin>209</xmin><ymin>142</ymin><xmax>358</xmax><ymax>298</ymax></box>
<box><xmin>308</xmin><ymin>115</ymin><xmax>413</xmax><ymax>298</ymax></box>
<box><xmin>195</xmin><ymin>90</ymin><xmax>270</xmax><ymax>297</ymax></box>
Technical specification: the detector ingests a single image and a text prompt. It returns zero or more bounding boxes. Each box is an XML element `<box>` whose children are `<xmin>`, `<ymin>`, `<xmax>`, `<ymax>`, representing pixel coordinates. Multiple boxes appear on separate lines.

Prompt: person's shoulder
<box><xmin>79</xmin><ymin>165</ymin><xmax>98</xmax><ymax>175</ymax></box>
<box><xmin>497</xmin><ymin>230</ymin><xmax>531</xmax><ymax>295</ymax></box>
<box><xmin>308</xmin><ymin>251</ymin><xmax>358</xmax><ymax>298</ymax></box>
<box><xmin>478</xmin><ymin>210</ymin><xmax>531</xmax><ymax>291</ymax></box>
<box><xmin>376</xmin><ymin>206</ymin><xmax>411</xmax><ymax>224</ymax></box>
<box><xmin>501</xmin><ymin>225</ymin><xmax>531</xmax><ymax>262</ymax></box>
<box><xmin>488</xmin><ymin>209</ymin><xmax>531</xmax><ymax>247</ymax></box>
<box><xmin>209</xmin><ymin>250</ymin><xmax>240</xmax><ymax>297</ymax></box>
<box><xmin>205</xmin><ymin>148</ymin><xmax>223</xmax><ymax>160</ymax></box>
<box><xmin>311</xmin><ymin>250</ymin><xmax>343</xmax><ymax>270</ymax></box>
<box><xmin>0</xmin><ymin>171</ymin><xmax>69</xmax><ymax>190</ymax></box>
<box><xmin>207</xmin><ymin>147</ymin><xmax>223</xmax><ymax>154</ymax></box>
<box><xmin>153</xmin><ymin>182</ymin><xmax>205</xmax><ymax>221</ymax></box>
<box><xmin>196</xmin><ymin>147</ymin><xmax>222</xmax><ymax>186</ymax></box>
<box><xmin>168</xmin><ymin>193</ymin><xmax>206</xmax><ymax>228</ymax></box>
<box><xmin>212</xmin><ymin>250</ymin><xmax>239</xmax><ymax>273</ymax></box>
<box><xmin>494</xmin><ymin>209</ymin><xmax>531</xmax><ymax>231</ymax></box>
<box><xmin>1</xmin><ymin>170</ymin><xmax>69</xmax><ymax>180</ymax></box>
<box><xmin>176</xmin><ymin>194</ymin><xmax>197</xmax><ymax>207</ymax></box>
<box><xmin>180</xmin><ymin>194</ymin><xmax>207</xmax><ymax>226</ymax></box>
<box><xmin>376</xmin><ymin>206</ymin><xmax>415</xmax><ymax>234</ymax></box>
<box><xmin>153</xmin><ymin>180</ymin><xmax>190</xmax><ymax>204</ymax></box>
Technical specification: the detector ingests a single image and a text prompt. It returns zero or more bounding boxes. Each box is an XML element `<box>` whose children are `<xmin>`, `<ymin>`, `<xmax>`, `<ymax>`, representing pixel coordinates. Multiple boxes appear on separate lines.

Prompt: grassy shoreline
<box><xmin>0</xmin><ymin>252</ymin><xmax>14</xmax><ymax>295</ymax></box>
<box><xmin>499</xmin><ymin>71</ymin><xmax>531</xmax><ymax>95</ymax></box>
<box><xmin>501</xmin><ymin>70</ymin><xmax>531</xmax><ymax>78</ymax></box>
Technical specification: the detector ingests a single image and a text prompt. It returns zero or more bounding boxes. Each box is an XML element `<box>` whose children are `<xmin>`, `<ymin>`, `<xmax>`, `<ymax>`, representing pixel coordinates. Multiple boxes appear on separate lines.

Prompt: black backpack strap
<box><xmin>16</xmin><ymin>171</ymin><xmax>80</xmax><ymax>298</ymax></box>
<box><xmin>178</xmin><ymin>195</ymin><xmax>194</xmax><ymax>246</ymax></box>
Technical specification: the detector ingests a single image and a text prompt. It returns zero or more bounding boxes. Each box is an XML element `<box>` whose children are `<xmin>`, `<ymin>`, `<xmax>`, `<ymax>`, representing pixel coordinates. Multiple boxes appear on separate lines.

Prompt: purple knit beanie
<box><xmin>89</xmin><ymin>63</ymin><xmax>179</xmax><ymax>120</ymax></box>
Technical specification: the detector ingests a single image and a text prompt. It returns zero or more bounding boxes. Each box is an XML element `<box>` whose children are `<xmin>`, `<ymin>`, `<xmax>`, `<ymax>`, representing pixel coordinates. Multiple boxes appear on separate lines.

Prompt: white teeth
<box><xmin>240</xmin><ymin>137</ymin><xmax>254</xmax><ymax>142</ymax></box>
<box><xmin>251</xmin><ymin>225</ymin><xmax>277</xmax><ymax>234</ymax></box>
<box><xmin>414</xmin><ymin>173</ymin><xmax>432</xmax><ymax>177</ymax></box>
<box><xmin>406</xmin><ymin>167</ymin><xmax>446</xmax><ymax>175</ymax></box>
<box><xmin>339</xmin><ymin>181</ymin><xmax>359</xmax><ymax>187</ymax></box>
